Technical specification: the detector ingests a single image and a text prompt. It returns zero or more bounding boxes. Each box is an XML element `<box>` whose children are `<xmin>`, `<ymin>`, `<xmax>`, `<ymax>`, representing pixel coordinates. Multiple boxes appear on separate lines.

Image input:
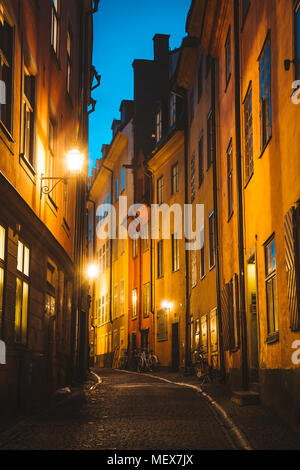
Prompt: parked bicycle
<box><xmin>192</xmin><ymin>347</ymin><xmax>213</xmax><ymax>385</ymax></box>
<box><xmin>135</xmin><ymin>350</ymin><xmax>159</xmax><ymax>373</ymax></box>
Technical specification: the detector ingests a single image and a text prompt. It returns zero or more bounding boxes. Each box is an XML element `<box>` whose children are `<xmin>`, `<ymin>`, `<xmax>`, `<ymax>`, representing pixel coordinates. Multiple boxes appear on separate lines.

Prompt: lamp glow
<box><xmin>67</xmin><ymin>149</ymin><xmax>84</xmax><ymax>174</ymax></box>
<box><xmin>87</xmin><ymin>264</ymin><xmax>99</xmax><ymax>280</ymax></box>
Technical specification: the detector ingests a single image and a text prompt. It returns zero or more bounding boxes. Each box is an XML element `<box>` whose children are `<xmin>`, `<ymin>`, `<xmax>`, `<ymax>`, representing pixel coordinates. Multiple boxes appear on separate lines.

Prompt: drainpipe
<box><xmin>211</xmin><ymin>59</ymin><xmax>225</xmax><ymax>382</ymax></box>
<box><xmin>87</xmin><ymin>198</ymin><xmax>96</xmax><ymax>366</ymax></box>
<box><xmin>183</xmin><ymin>90</ymin><xmax>191</xmax><ymax>374</ymax></box>
<box><xmin>234</xmin><ymin>0</ymin><xmax>248</xmax><ymax>390</ymax></box>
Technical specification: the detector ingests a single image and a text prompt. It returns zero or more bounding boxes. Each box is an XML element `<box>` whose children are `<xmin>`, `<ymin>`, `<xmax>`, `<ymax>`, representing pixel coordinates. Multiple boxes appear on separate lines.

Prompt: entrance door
<box><xmin>141</xmin><ymin>329</ymin><xmax>149</xmax><ymax>353</ymax></box>
<box><xmin>171</xmin><ymin>323</ymin><xmax>179</xmax><ymax>371</ymax></box>
<box><xmin>247</xmin><ymin>256</ymin><xmax>259</xmax><ymax>381</ymax></box>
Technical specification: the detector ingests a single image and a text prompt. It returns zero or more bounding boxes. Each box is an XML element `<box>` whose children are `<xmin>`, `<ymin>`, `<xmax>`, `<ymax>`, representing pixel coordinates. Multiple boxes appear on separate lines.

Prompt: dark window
<box><xmin>0</xmin><ymin>18</ymin><xmax>13</xmax><ymax>132</ymax></box>
<box><xmin>143</xmin><ymin>283</ymin><xmax>150</xmax><ymax>318</ymax></box>
<box><xmin>242</xmin><ymin>0</ymin><xmax>251</xmax><ymax>22</ymax></box>
<box><xmin>190</xmin><ymin>86</ymin><xmax>194</xmax><ymax>121</ymax></box>
<box><xmin>22</xmin><ymin>71</ymin><xmax>36</xmax><ymax>166</ymax></box>
<box><xmin>157</xmin><ymin>176</ymin><xmax>164</xmax><ymax>205</ymax></box>
<box><xmin>225</xmin><ymin>27</ymin><xmax>231</xmax><ymax>88</ymax></box>
<box><xmin>227</xmin><ymin>140</ymin><xmax>234</xmax><ymax>219</ymax></box>
<box><xmin>198</xmin><ymin>132</ymin><xmax>204</xmax><ymax>187</ymax></box>
<box><xmin>115</xmin><ymin>178</ymin><xmax>119</xmax><ymax>201</ymax></box>
<box><xmin>51</xmin><ymin>0</ymin><xmax>60</xmax><ymax>57</ymax></box>
<box><xmin>172</xmin><ymin>234</ymin><xmax>179</xmax><ymax>272</ymax></box>
<box><xmin>171</xmin><ymin>163</ymin><xmax>179</xmax><ymax>194</ymax></box>
<box><xmin>15</xmin><ymin>241</ymin><xmax>30</xmax><ymax>345</ymax></box>
<box><xmin>155</xmin><ymin>108</ymin><xmax>162</xmax><ymax>143</ymax></box>
<box><xmin>264</xmin><ymin>236</ymin><xmax>278</xmax><ymax>335</ymax></box>
<box><xmin>259</xmin><ymin>34</ymin><xmax>272</xmax><ymax>150</ymax></box>
<box><xmin>244</xmin><ymin>85</ymin><xmax>253</xmax><ymax>181</ymax></box>
<box><xmin>157</xmin><ymin>240</ymin><xmax>164</xmax><ymax>278</ymax></box>
<box><xmin>208</xmin><ymin>211</ymin><xmax>215</xmax><ymax>269</ymax></box>
<box><xmin>200</xmin><ymin>225</ymin><xmax>205</xmax><ymax>278</ymax></box>
<box><xmin>295</xmin><ymin>1</ymin><xmax>300</xmax><ymax>79</ymax></box>
<box><xmin>207</xmin><ymin>110</ymin><xmax>214</xmax><ymax>169</ymax></box>
<box><xmin>197</xmin><ymin>61</ymin><xmax>203</xmax><ymax>101</ymax></box>
<box><xmin>121</xmin><ymin>167</ymin><xmax>125</xmax><ymax>193</ymax></box>
<box><xmin>169</xmin><ymin>93</ymin><xmax>176</xmax><ymax>127</ymax></box>
<box><xmin>191</xmin><ymin>154</ymin><xmax>196</xmax><ymax>202</ymax></box>
<box><xmin>66</xmin><ymin>28</ymin><xmax>72</xmax><ymax>95</ymax></box>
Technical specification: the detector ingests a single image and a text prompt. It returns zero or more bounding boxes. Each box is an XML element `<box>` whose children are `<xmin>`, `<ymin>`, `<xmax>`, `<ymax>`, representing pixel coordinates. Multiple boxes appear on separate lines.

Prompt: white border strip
<box><xmin>115</xmin><ymin>369</ymin><xmax>252</xmax><ymax>450</ymax></box>
<box><xmin>90</xmin><ymin>370</ymin><xmax>102</xmax><ymax>390</ymax></box>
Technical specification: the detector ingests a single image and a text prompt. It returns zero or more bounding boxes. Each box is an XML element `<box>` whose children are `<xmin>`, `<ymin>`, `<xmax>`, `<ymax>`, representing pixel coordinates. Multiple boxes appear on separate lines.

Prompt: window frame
<box><xmin>171</xmin><ymin>163</ymin><xmax>179</xmax><ymax>195</ymax></box>
<box><xmin>264</xmin><ymin>234</ymin><xmax>279</xmax><ymax>340</ymax></box>
<box><xmin>157</xmin><ymin>240</ymin><xmax>164</xmax><ymax>279</ymax></box>
<box><xmin>171</xmin><ymin>233</ymin><xmax>180</xmax><ymax>273</ymax></box>
<box><xmin>143</xmin><ymin>283</ymin><xmax>150</xmax><ymax>318</ymax></box>
<box><xmin>243</xmin><ymin>83</ymin><xmax>254</xmax><ymax>183</ymax></box>
<box><xmin>198</xmin><ymin>131</ymin><xmax>204</xmax><ymax>187</ymax></box>
<box><xmin>227</xmin><ymin>139</ymin><xmax>234</xmax><ymax>220</ymax></box>
<box><xmin>225</xmin><ymin>26</ymin><xmax>232</xmax><ymax>90</ymax></box>
<box><xmin>207</xmin><ymin>109</ymin><xmax>214</xmax><ymax>170</ymax></box>
<box><xmin>15</xmin><ymin>240</ymin><xmax>31</xmax><ymax>345</ymax></box>
<box><xmin>132</xmin><ymin>288</ymin><xmax>137</xmax><ymax>319</ymax></box>
<box><xmin>0</xmin><ymin>224</ymin><xmax>7</xmax><ymax>338</ymax></box>
<box><xmin>169</xmin><ymin>93</ymin><xmax>176</xmax><ymax>128</ymax></box>
<box><xmin>208</xmin><ymin>210</ymin><xmax>216</xmax><ymax>270</ymax></box>
<box><xmin>157</xmin><ymin>176</ymin><xmax>164</xmax><ymax>205</ymax></box>
<box><xmin>0</xmin><ymin>16</ymin><xmax>14</xmax><ymax>135</ymax></box>
<box><xmin>66</xmin><ymin>26</ymin><xmax>73</xmax><ymax>96</ymax></box>
<box><xmin>51</xmin><ymin>0</ymin><xmax>60</xmax><ymax>59</ymax></box>
<box><xmin>155</xmin><ymin>108</ymin><xmax>162</xmax><ymax>143</ymax></box>
<box><xmin>258</xmin><ymin>32</ymin><xmax>272</xmax><ymax>154</ymax></box>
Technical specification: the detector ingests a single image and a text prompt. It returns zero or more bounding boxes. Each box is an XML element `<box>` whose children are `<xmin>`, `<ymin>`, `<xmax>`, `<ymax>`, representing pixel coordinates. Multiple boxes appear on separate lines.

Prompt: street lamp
<box><xmin>40</xmin><ymin>148</ymin><xmax>84</xmax><ymax>198</ymax></box>
<box><xmin>87</xmin><ymin>263</ymin><xmax>100</xmax><ymax>281</ymax></box>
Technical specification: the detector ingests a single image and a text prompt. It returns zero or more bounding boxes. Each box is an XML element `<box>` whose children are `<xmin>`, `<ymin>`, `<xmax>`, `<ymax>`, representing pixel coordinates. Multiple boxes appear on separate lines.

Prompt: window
<box><xmin>22</xmin><ymin>71</ymin><xmax>36</xmax><ymax>166</ymax></box>
<box><xmin>242</xmin><ymin>0</ymin><xmax>251</xmax><ymax>22</ymax></box>
<box><xmin>132</xmin><ymin>237</ymin><xmax>138</xmax><ymax>259</ymax></box>
<box><xmin>15</xmin><ymin>241</ymin><xmax>30</xmax><ymax>344</ymax></box>
<box><xmin>106</xmin><ymin>240</ymin><xmax>110</xmax><ymax>269</ymax></box>
<box><xmin>121</xmin><ymin>167</ymin><xmax>125</xmax><ymax>193</ymax></box>
<box><xmin>143</xmin><ymin>283</ymin><xmax>150</xmax><ymax>318</ymax></box>
<box><xmin>207</xmin><ymin>110</ymin><xmax>214</xmax><ymax>169</ymax></box>
<box><xmin>227</xmin><ymin>140</ymin><xmax>234</xmax><ymax>219</ymax></box>
<box><xmin>198</xmin><ymin>132</ymin><xmax>204</xmax><ymax>187</ymax></box>
<box><xmin>171</xmin><ymin>163</ymin><xmax>179</xmax><ymax>194</ymax></box>
<box><xmin>200</xmin><ymin>225</ymin><xmax>205</xmax><ymax>279</ymax></box>
<box><xmin>225</xmin><ymin>27</ymin><xmax>231</xmax><ymax>87</ymax></box>
<box><xmin>0</xmin><ymin>225</ymin><xmax>6</xmax><ymax>334</ymax></box>
<box><xmin>51</xmin><ymin>0</ymin><xmax>60</xmax><ymax>57</ymax></box>
<box><xmin>66</xmin><ymin>28</ymin><xmax>72</xmax><ymax>95</ymax></box>
<box><xmin>172</xmin><ymin>234</ymin><xmax>179</xmax><ymax>272</ymax></box>
<box><xmin>197</xmin><ymin>61</ymin><xmax>203</xmax><ymax>101</ymax></box>
<box><xmin>190</xmin><ymin>86</ymin><xmax>194</xmax><ymax>121</ymax></box>
<box><xmin>169</xmin><ymin>93</ymin><xmax>176</xmax><ymax>128</ymax></box>
<box><xmin>157</xmin><ymin>308</ymin><xmax>168</xmax><ymax>342</ymax></box>
<box><xmin>142</xmin><ymin>231</ymin><xmax>149</xmax><ymax>252</ymax></box>
<box><xmin>265</xmin><ymin>236</ymin><xmax>278</xmax><ymax>336</ymax></box>
<box><xmin>191</xmin><ymin>251</ymin><xmax>197</xmax><ymax>288</ymax></box>
<box><xmin>259</xmin><ymin>34</ymin><xmax>272</xmax><ymax>150</ymax></box>
<box><xmin>295</xmin><ymin>1</ymin><xmax>300</xmax><ymax>79</ymax></box>
<box><xmin>244</xmin><ymin>85</ymin><xmax>253</xmax><ymax>181</ymax></box>
<box><xmin>115</xmin><ymin>178</ymin><xmax>119</xmax><ymax>201</ymax></box>
<box><xmin>132</xmin><ymin>289</ymin><xmax>137</xmax><ymax>319</ymax></box>
<box><xmin>155</xmin><ymin>108</ymin><xmax>162</xmax><ymax>143</ymax></box>
<box><xmin>191</xmin><ymin>154</ymin><xmax>196</xmax><ymax>202</ymax></box>
<box><xmin>120</xmin><ymin>280</ymin><xmax>125</xmax><ymax>317</ymax></box>
<box><xmin>0</xmin><ymin>18</ymin><xmax>13</xmax><ymax>132</ymax></box>
<box><xmin>157</xmin><ymin>176</ymin><xmax>164</xmax><ymax>205</ymax></box>
<box><xmin>113</xmin><ymin>284</ymin><xmax>118</xmax><ymax>319</ymax></box>
<box><xmin>208</xmin><ymin>211</ymin><xmax>215</xmax><ymax>269</ymax></box>
<box><xmin>157</xmin><ymin>240</ymin><xmax>164</xmax><ymax>278</ymax></box>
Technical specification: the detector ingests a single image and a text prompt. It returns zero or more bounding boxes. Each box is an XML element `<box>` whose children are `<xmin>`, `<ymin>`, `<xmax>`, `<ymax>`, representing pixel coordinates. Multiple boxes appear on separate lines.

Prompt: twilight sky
<box><xmin>88</xmin><ymin>0</ymin><xmax>191</xmax><ymax>174</ymax></box>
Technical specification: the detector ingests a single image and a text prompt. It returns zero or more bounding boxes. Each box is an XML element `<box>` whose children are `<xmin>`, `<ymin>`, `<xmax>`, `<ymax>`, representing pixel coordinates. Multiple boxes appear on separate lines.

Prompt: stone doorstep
<box><xmin>231</xmin><ymin>390</ymin><xmax>260</xmax><ymax>406</ymax></box>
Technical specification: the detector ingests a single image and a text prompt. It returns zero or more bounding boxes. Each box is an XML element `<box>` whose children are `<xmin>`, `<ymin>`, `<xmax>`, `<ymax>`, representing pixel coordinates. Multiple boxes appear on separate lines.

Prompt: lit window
<box><xmin>157</xmin><ymin>240</ymin><xmax>164</xmax><ymax>278</ymax></box>
<box><xmin>132</xmin><ymin>289</ymin><xmax>137</xmax><ymax>319</ymax></box>
<box><xmin>113</xmin><ymin>284</ymin><xmax>118</xmax><ymax>319</ymax></box>
<box><xmin>66</xmin><ymin>28</ymin><xmax>72</xmax><ymax>94</ymax></box>
<box><xmin>120</xmin><ymin>280</ymin><xmax>125</xmax><ymax>317</ymax></box>
<box><xmin>227</xmin><ymin>140</ymin><xmax>234</xmax><ymax>219</ymax></box>
<box><xmin>15</xmin><ymin>241</ymin><xmax>30</xmax><ymax>344</ymax></box>
<box><xmin>172</xmin><ymin>234</ymin><xmax>179</xmax><ymax>272</ymax></box>
<box><xmin>132</xmin><ymin>237</ymin><xmax>138</xmax><ymax>259</ymax></box>
<box><xmin>143</xmin><ymin>283</ymin><xmax>150</xmax><ymax>318</ymax></box>
<box><xmin>264</xmin><ymin>237</ymin><xmax>278</xmax><ymax>335</ymax></box>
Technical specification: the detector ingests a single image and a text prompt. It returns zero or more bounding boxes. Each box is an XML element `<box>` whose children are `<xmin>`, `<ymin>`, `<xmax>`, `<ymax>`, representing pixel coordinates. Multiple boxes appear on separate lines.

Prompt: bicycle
<box><xmin>135</xmin><ymin>350</ymin><xmax>159</xmax><ymax>373</ymax></box>
<box><xmin>192</xmin><ymin>348</ymin><xmax>213</xmax><ymax>385</ymax></box>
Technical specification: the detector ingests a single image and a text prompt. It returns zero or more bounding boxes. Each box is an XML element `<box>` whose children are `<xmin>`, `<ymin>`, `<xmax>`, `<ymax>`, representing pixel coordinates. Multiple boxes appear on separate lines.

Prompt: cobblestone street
<box><xmin>0</xmin><ymin>369</ymin><xmax>299</xmax><ymax>451</ymax></box>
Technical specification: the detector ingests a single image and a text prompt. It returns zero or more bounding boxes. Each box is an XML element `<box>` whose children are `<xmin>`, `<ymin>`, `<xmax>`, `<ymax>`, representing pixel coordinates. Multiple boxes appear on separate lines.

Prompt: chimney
<box><xmin>153</xmin><ymin>34</ymin><xmax>170</xmax><ymax>64</ymax></box>
<box><xmin>101</xmin><ymin>144</ymin><xmax>110</xmax><ymax>159</ymax></box>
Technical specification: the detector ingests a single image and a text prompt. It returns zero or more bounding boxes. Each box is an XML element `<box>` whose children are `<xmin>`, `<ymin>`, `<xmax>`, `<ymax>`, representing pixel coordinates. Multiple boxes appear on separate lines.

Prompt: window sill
<box><xmin>0</xmin><ymin>121</ymin><xmax>15</xmax><ymax>154</ymax></box>
<box><xmin>244</xmin><ymin>172</ymin><xmax>254</xmax><ymax>189</ymax></box>
<box><xmin>265</xmin><ymin>331</ymin><xmax>279</xmax><ymax>345</ymax></box>
<box><xmin>46</xmin><ymin>195</ymin><xmax>58</xmax><ymax>215</ymax></box>
<box><xmin>62</xmin><ymin>218</ymin><xmax>71</xmax><ymax>237</ymax></box>
<box><xmin>19</xmin><ymin>154</ymin><xmax>36</xmax><ymax>182</ymax></box>
<box><xmin>209</xmin><ymin>264</ymin><xmax>216</xmax><ymax>272</ymax></box>
<box><xmin>259</xmin><ymin>135</ymin><xmax>272</xmax><ymax>159</ymax></box>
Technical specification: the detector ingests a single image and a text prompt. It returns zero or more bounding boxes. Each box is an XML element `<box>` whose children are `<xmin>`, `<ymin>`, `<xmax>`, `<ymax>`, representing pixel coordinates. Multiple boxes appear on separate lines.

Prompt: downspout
<box><xmin>211</xmin><ymin>59</ymin><xmax>225</xmax><ymax>382</ymax></box>
<box><xmin>234</xmin><ymin>0</ymin><xmax>248</xmax><ymax>390</ymax></box>
<box><xmin>87</xmin><ymin>198</ymin><xmax>96</xmax><ymax>365</ymax></box>
<box><xmin>183</xmin><ymin>90</ymin><xmax>191</xmax><ymax>374</ymax></box>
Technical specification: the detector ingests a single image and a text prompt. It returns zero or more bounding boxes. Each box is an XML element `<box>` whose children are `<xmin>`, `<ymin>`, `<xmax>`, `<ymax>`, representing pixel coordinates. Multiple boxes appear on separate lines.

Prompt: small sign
<box><xmin>0</xmin><ymin>80</ymin><xmax>5</xmax><ymax>105</ymax></box>
<box><xmin>0</xmin><ymin>340</ymin><xmax>6</xmax><ymax>365</ymax></box>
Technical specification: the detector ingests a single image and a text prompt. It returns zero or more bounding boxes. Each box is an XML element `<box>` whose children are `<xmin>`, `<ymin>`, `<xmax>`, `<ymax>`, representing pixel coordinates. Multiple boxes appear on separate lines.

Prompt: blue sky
<box><xmin>88</xmin><ymin>0</ymin><xmax>191</xmax><ymax>174</ymax></box>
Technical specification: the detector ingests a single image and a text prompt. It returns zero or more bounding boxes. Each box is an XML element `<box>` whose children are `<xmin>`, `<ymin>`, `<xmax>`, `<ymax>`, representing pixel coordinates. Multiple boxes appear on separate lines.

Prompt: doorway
<box><xmin>141</xmin><ymin>329</ymin><xmax>149</xmax><ymax>353</ymax></box>
<box><xmin>171</xmin><ymin>323</ymin><xmax>179</xmax><ymax>371</ymax></box>
<box><xmin>247</xmin><ymin>256</ymin><xmax>259</xmax><ymax>382</ymax></box>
